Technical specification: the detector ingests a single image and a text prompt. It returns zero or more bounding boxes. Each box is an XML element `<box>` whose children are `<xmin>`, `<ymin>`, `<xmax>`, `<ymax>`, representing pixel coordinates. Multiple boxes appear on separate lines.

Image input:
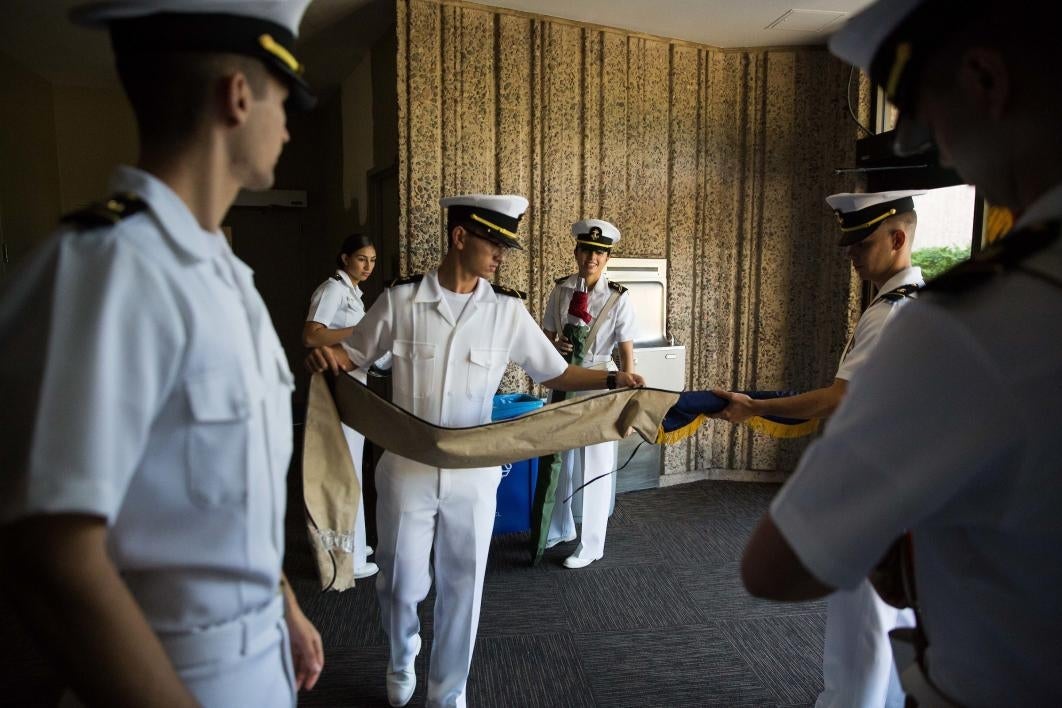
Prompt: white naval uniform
<box><xmin>818</xmin><ymin>266</ymin><xmax>923</xmax><ymax>708</ymax></box>
<box><xmin>772</xmin><ymin>190</ymin><xmax>1062</xmax><ymax>706</ymax></box>
<box><xmin>542</xmin><ymin>274</ymin><xmax>636</xmax><ymax>561</ymax></box>
<box><xmin>342</xmin><ymin>271</ymin><xmax>567</xmax><ymax>708</ymax></box>
<box><xmin>306</xmin><ymin>270</ymin><xmax>374</xmax><ymax>570</ymax></box>
<box><xmin>0</xmin><ymin>166</ymin><xmax>296</xmax><ymax>707</ymax></box>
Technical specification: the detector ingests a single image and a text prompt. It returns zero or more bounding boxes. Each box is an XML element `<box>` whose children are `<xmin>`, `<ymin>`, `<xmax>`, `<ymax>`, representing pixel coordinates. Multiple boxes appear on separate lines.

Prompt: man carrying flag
<box><xmin>306</xmin><ymin>195</ymin><xmax>643</xmax><ymax>707</ymax></box>
<box><xmin>716</xmin><ymin>190</ymin><xmax>925</xmax><ymax>708</ymax></box>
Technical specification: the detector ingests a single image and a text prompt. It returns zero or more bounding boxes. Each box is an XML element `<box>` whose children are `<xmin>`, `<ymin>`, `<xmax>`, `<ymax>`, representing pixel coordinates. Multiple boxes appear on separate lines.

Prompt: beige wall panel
<box><xmin>496</xmin><ymin>14</ymin><xmax>534</xmax><ymax>301</ymax></box>
<box><xmin>405</xmin><ymin>0</ymin><xmax>443</xmax><ymax>274</ymax></box>
<box><xmin>697</xmin><ymin>51</ymin><xmax>750</xmax><ymax>472</ymax></box>
<box><xmin>440</xmin><ymin>5</ymin><xmax>496</xmax><ymax>199</ymax></box>
<box><xmin>599</xmin><ymin>32</ymin><xmax>629</xmax><ymax>246</ymax></box>
<box><xmin>580</xmin><ymin>30</ymin><xmax>603</xmax><ymax>222</ymax></box>
<box><xmin>495</xmin><ymin>14</ymin><xmax>535</xmax><ymax>394</ymax></box>
<box><xmin>399</xmin><ymin>1</ymin><xmax>865</xmax><ymax>474</ymax></box>
<box><xmin>396</xmin><ymin>0</ymin><xmax>409</xmax><ymax>269</ymax></box>
<box><xmin>623</xmin><ymin>37</ymin><xmax>669</xmax><ymax>259</ymax></box>
<box><xmin>747</xmin><ymin>51</ymin><xmax>796</xmax><ymax>472</ymax></box>
<box><xmin>538</xmin><ymin>23</ymin><xmax>584</xmax><ymax>290</ymax></box>
<box><xmin>662</xmin><ymin>44</ymin><xmax>701</xmax><ymax>475</ymax></box>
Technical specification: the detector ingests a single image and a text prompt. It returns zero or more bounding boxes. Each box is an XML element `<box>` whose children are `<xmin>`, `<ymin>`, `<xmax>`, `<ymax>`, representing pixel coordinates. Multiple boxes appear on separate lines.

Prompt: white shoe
<box><xmin>563</xmin><ymin>554</ymin><xmax>600</xmax><ymax>569</ymax></box>
<box><xmin>545</xmin><ymin>532</ymin><xmax>577</xmax><ymax>549</ymax></box>
<box><xmin>354</xmin><ymin>562</ymin><xmax>379</xmax><ymax>579</ymax></box>
<box><xmin>366</xmin><ymin>545</ymin><xmax>374</xmax><ymax>556</ymax></box>
<box><xmin>386</xmin><ymin>635</ymin><xmax>421</xmax><ymax>707</ymax></box>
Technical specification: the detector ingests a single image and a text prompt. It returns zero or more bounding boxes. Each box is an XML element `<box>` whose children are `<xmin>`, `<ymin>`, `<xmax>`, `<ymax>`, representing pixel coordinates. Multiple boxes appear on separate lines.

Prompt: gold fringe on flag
<box><xmin>654</xmin><ymin>414</ymin><xmax>821</xmax><ymax>444</ymax></box>
<box><xmin>746</xmin><ymin>416</ymin><xmax>821</xmax><ymax>439</ymax></box>
<box><xmin>654</xmin><ymin>414</ymin><xmax>707</xmax><ymax>445</ymax></box>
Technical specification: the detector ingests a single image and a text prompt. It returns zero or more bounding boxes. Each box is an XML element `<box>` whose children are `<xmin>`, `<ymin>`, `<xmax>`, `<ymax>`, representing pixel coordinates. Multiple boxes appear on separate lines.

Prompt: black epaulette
<box><xmin>60</xmin><ymin>192</ymin><xmax>146</xmax><ymax>230</ymax></box>
<box><xmin>608</xmin><ymin>281</ymin><xmax>628</xmax><ymax>294</ymax></box>
<box><xmin>924</xmin><ymin>222</ymin><xmax>1062</xmax><ymax>295</ymax></box>
<box><xmin>331</xmin><ymin>274</ymin><xmax>343</xmax><ymax>282</ymax></box>
<box><xmin>879</xmin><ymin>283</ymin><xmax>921</xmax><ymax>303</ymax></box>
<box><xmin>555</xmin><ymin>275</ymin><xmax>569</xmax><ymax>284</ymax></box>
<box><xmin>492</xmin><ymin>283</ymin><xmax>527</xmax><ymax>299</ymax></box>
<box><xmin>388</xmin><ymin>273</ymin><xmax>424</xmax><ymax>288</ymax></box>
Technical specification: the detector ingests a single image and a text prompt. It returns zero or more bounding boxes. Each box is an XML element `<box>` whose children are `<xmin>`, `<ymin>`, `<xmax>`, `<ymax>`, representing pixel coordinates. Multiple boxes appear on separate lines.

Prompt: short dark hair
<box><xmin>336</xmin><ymin>233</ymin><xmax>376</xmax><ymax>268</ymax></box>
<box><xmin>116</xmin><ymin>52</ymin><xmax>270</xmax><ymax>148</ymax></box>
<box><xmin>444</xmin><ymin>215</ymin><xmax>489</xmax><ymax>250</ymax></box>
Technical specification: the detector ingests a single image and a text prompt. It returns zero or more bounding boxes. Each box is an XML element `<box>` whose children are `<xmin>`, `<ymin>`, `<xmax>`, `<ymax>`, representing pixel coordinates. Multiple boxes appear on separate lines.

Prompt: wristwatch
<box><xmin>606</xmin><ymin>371</ymin><xmax>617</xmax><ymax>389</ymax></box>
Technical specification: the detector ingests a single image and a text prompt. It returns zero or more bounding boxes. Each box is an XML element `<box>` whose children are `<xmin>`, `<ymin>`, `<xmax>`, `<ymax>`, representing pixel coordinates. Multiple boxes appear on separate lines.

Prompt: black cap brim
<box><xmin>104</xmin><ymin>12</ymin><xmax>316</xmax><ymax>112</ymax></box>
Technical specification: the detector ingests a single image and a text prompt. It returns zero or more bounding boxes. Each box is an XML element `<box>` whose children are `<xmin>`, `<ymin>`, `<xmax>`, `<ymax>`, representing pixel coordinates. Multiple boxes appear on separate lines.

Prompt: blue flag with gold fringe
<box><xmin>655</xmin><ymin>390</ymin><xmax>820</xmax><ymax>444</ymax></box>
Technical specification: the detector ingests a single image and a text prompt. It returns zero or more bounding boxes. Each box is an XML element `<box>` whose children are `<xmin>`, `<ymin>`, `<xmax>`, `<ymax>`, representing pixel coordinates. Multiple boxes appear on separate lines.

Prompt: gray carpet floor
<box><xmin>0</xmin><ymin>480</ymin><xmax>825</xmax><ymax>707</ymax></box>
<box><xmin>290</xmin><ymin>480</ymin><xmax>827</xmax><ymax>708</ymax></box>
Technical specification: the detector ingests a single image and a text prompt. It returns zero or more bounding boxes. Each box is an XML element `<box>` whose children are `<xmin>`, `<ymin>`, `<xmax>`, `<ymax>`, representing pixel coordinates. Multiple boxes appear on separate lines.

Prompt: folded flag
<box><xmin>568</xmin><ymin>289</ymin><xmax>592</xmax><ymax>324</ymax></box>
<box><xmin>656</xmin><ymin>390</ymin><xmax>820</xmax><ymax>444</ymax></box>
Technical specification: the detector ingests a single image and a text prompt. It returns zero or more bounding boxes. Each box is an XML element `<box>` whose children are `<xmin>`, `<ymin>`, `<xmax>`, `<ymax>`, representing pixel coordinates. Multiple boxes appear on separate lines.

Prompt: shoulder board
<box><xmin>388</xmin><ymin>273</ymin><xmax>424</xmax><ymax>288</ymax></box>
<box><xmin>331</xmin><ymin>273</ymin><xmax>343</xmax><ymax>282</ymax></box>
<box><xmin>60</xmin><ymin>192</ymin><xmax>146</xmax><ymax>230</ymax></box>
<box><xmin>555</xmin><ymin>275</ymin><xmax>569</xmax><ymax>284</ymax></box>
<box><xmin>608</xmin><ymin>281</ymin><xmax>628</xmax><ymax>294</ymax></box>
<box><xmin>924</xmin><ymin>222</ymin><xmax>1062</xmax><ymax>295</ymax></box>
<box><xmin>492</xmin><ymin>283</ymin><xmax>527</xmax><ymax>299</ymax></box>
<box><xmin>879</xmin><ymin>283</ymin><xmax>921</xmax><ymax>303</ymax></box>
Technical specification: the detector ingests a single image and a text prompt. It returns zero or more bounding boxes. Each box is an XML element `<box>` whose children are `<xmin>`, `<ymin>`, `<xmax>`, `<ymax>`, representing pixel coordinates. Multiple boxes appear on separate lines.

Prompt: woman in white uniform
<box><xmin>303</xmin><ymin>234</ymin><xmax>382</xmax><ymax>579</ymax></box>
<box><xmin>543</xmin><ymin>219</ymin><xmax>636</xmax><ymax>569</ymax></box>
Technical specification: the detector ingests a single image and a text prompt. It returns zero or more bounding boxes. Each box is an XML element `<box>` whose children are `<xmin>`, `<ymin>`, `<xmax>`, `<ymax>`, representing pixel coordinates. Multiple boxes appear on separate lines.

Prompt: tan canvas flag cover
<box><xmin>322</xmin><ymin>372</ymin><xmax>680</xmax><ymax>468</ymax></box>
<box><xmin>302</xmin><ymin>373</ymin><xmax>678</xmax><ymax>589</ymax></box>
<box><xmin>302</xmin><ymin>373</ymin><xmax>362</xmax><ymax>591</ymax></box>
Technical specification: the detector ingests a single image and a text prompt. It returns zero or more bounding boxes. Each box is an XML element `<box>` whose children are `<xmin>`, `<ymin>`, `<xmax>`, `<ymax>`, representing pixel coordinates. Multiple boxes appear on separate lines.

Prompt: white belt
<box><xmin>158</xmin><ymin>594</ymin><xmax>285</xmax><ymax>668</ymax></box>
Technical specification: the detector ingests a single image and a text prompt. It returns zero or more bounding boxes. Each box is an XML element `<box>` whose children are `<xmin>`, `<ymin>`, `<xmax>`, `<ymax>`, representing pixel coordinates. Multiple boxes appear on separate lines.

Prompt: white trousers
<box><xmin>547</xmin><ymin>440</ymin><xmax>616</xmax><ymax>560</ymax></box>
<box><xmin>374</xmin><ymin>452</ymin><xmax>501</xmax><ymax>708</ymax></box>
<box><xmin>816</xmin><ymin>579</ymin><xmax>916</xmax><ymax>708</ymax></box>
<box><xmin>340</xmin><ymin>421</ymin><xmax>370</xmax><ymax>569</ymax></box>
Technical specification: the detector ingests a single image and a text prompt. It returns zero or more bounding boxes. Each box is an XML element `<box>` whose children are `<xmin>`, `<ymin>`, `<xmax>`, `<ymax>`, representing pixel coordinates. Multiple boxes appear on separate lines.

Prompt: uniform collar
<box><xmin>415</xmin><ymin>270</ymin><xmax>497</xmax><ymax>304</ymax></box>
<box><xmin>562</xmin><ymin>274</ymin><xmax>608</xmax><ymax>292</ymax></box>
<box><xmin>108</xmin><ymin>165</ymin><xmax>232</xmax><ymax>264</ymax></box>
<box><xmin>878</xmin><ymin>265</ymin><xmax>924</xmax><ymax>295</ymax></box>
<box><xmin>334</xmin><ymin>269</ymin><xmax>362</xmax><ymax>297</ymax></box>
<box><xmin>1014</xmin><ymin>182</ymin><xmax>1062</xmax><ymax>232</ymax></box>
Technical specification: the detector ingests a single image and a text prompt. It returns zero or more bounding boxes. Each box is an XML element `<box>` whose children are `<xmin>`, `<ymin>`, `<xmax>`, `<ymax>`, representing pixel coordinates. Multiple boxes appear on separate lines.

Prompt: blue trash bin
<box><xmin>491</xmin><ymin>392</ymin><xmax>545</xmax><ymax>421</ymax></box>
<box><xmin>491</xmin><ymin>393</ymin><xmax>545</xmax><ymax>534</ymax></box>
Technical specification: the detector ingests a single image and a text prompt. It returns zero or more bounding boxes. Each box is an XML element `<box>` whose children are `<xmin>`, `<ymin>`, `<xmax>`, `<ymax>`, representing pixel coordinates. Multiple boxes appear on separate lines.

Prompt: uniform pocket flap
<box><xmin>393</xmin><ymin>340</ymin><xmax>437</xmax><ymax>360</ymax></box>
<box><xmin>187</xmin><ymin>370</ymin><xmax>250</xmax><ymax>422</ymax></box>
<box><xmin>469</xmin><ymin>347</ymin><xmax>508</xmax><ymax>368</ymax></box>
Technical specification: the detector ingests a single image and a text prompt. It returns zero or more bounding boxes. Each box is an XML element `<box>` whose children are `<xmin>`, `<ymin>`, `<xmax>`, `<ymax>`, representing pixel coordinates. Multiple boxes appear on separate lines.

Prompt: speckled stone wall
<box><xmin>397</xmin><ymin>0</ymin><xmax>870</xmax><ymax>475</ymax></box>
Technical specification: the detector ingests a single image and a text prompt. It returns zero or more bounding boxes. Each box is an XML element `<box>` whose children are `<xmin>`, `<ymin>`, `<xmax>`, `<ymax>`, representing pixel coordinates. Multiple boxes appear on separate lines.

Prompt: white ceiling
<box><xmin>485</xmin><ymin>0</ymin><xmax>875</xmax><ymax>48</ymax></box>
<box><xmin>0</xmin><ymin>0</ymin><xmax>875</xmax><ymax>90</ymax></box>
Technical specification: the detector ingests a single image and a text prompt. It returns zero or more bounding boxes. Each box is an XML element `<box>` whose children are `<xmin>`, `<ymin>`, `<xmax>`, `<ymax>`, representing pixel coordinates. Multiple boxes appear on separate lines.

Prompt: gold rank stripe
<box><xmin>838</xmin><ymin>208</ymin><xmax>897</xmax><ymax>233</ymax></box>
<box><xmin>885</xmin><ymin>42</ymin><xmax>912</xmax><ymax>100</ymax></box>
<box><xmin>259</xmin><ymin>34</ymin><xmax>303</xmax><ymax>75</ymax></box>
<box><xmin>576</xmin><ymin>239</ymin><xmax>614</xmax><ymax>248</ymax></box>
<box><xmin>470</xmin><ymin>212</ymin><xmax>518</xmax><ymax>239</ymax></box>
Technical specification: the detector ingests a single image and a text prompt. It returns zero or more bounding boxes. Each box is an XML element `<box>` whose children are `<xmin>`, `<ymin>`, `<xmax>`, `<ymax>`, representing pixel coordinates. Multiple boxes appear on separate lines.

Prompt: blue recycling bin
<box><xmin>491</xmin><ymin>393</ymin><xmax>544</xmax><ymax>535</ymax></box>
<box><xmin>494</xmin><ymin>458</ymin><xmax>539</xmax><ymax>535</ymax></box>
<box><xmin>490</xmin><ymin>392</ymin><xmax>545</xmax><ymax>421</ymax></box>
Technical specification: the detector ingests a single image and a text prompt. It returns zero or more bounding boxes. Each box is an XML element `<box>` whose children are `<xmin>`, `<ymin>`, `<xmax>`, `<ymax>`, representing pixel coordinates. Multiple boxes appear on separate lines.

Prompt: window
<box><xmin>910</xmin><ymin>185</ymin><xmax>977</xmax><ymax>280</ymax></box>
